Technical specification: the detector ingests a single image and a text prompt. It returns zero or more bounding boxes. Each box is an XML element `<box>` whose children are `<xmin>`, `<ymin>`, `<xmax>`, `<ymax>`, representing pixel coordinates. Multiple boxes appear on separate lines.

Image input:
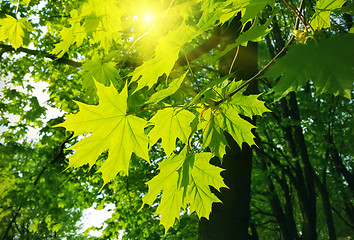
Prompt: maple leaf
<box><xmin>143</xmin><ymin>148</ymin><xmax>226</xmax><ymax>232</ymax></box>
<box><xmin>199</xmin><ymin>88</ymin><xmax>269</xmax><ymax>157</ymax></box>
<box><xmin>216</xmin><ymin>16</ymin><xmax>272</xmax><ymax>59</ymax></box>
<box><xmin>148</xmin><ymin>107</ymin><xmax>195</xmax><ymax>156</ymax></box>
<box><xmin>183</xmin><ymin>152</ymin><xmax>227</xmax><ymax>218</ymax></box>
<box><xmin>311</xmin><ymin>0</ymin><xmax>345</xmax><ymax>30</ymax></box>
<box><xmin>265</xmin><ymin>34</ymin><xmax>354</xmax><ymax>99</ymax></box>
<box><xmin>130</xmin><ymin>22</ymin><xmax>196</xmax><ymax>92</ymax></box>
<box><xmin>56</xmin><ymin>81</ymin><xmax>149</xmax><ymax>185</ymax></box>
<box><xmin>145</xmin><ymin>71</ymin><xmax>188</xmax><ymax>104</ymax></box>
<box><xmin>219</xmin><ymin>0</ymin><xmax>275</xmax><ymax>24</ymax></box>
<box><xmin>81</xmin><ymin>56</ymin><xmax>121</xmax><ymax>98</ymax></box>
<box><xmin>142</xmin><ymin>149</ymin><xmax>185</xmax><ymax>232</ymax></box>
<box><xmin>0</xmin><ymin>15</ymin><xmax>33</xmax><ymax>50</ymax></box>
<box><xmin>81</xmin><ymin>0</ymin><xmax>123</xmax><ymax>51</ymax></box>
<box><xmin>51</xmin><ymin>10</ymin><xmax>86</xmax><ymax>58</ymax></box>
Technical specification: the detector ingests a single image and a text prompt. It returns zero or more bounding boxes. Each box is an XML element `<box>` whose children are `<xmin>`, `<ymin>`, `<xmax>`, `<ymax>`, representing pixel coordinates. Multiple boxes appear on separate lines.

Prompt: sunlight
<box><xmin>144</xmin><ymin>13</ymin><xmax>153</xmax><ymax>24</ymax></box>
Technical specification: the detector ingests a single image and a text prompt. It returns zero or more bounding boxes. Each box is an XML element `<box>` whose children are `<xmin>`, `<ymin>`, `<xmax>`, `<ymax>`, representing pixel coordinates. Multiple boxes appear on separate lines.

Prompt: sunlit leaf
<box><xmin>148</xmin><ymin>107</ymin><xmax>195</xmax><ymax>156</ymax></box>
<box><xmin>130</xmin><ymin>22</ymin><xmax>196</xmax><ymax>92</ymax></box>
<box><xmin>143</xmin><ymin>148</ymin><xmax>226</xmax><ymax>232</ymax></box>
<box><xmin>51</xmin><ymin>10</ymin><xmax>86</xmax><ymax>58</ymax></box>
<box><xmin>0</xmin><ymin>15</ymin><xmax>33</xmax><ymax>50</ymax></box>
<box><xmin>199</xmin><ymin>89</ymin><xmax>269</xmax><ymax>157</ymax></box>
<box><xmin>145</xmin><ymin>71</ymin><xmax>188</xmax><ymax>104</ymax></box>
<box><xmin>311</xmin><ymin>0</ymin><xmax>345</xmax><ymax>30</ymax></box>
<box><xmin>56</xmin><ymin>81</ymin><xmax>149</xmax><ymax>185</ymax></box>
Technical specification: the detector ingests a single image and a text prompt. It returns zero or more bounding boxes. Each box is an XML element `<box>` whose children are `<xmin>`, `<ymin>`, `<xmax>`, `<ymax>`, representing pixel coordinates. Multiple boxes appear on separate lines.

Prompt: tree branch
<box><xmin>0</xmin><ymin>44</ymin><xmax>83</xmax><ymax>67</ymax></box>
<box><xmin>173</xmin><ymin>26</ymin><xmax>221</xmax><ymax>69</ymax></box>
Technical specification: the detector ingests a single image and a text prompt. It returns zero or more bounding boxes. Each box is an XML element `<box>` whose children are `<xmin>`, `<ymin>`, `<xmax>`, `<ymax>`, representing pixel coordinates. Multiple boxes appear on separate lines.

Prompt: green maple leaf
<box><xmin>199</xmin><ymin>88</ymin><xmax>269</xmax><ymax>157</ymax></box>
<box><xmin>56</xmin><ymin>81</ymin><xmax>149</xmax><ymax>185</ymax></box>
<box><xmin>81</xmin><ymin>0</ymin><xmax>123</xmax><ymax>50</ymax></box>
<box><xmin>0</xmin><ymin>15</ymin><xmax>33</xmax><ymax>50</ymax></box>
<box><xmin>239</xmin><ymin>0</ymin><xmax>275</xmax><ymax>23</ymax></box>
<box><xmin>21</xmin><ymin>0</ymin><xmax>31</xmax><ymax>5</ymax></box>
<box><xmin>266</xmin><ymin>34</ymin><xmax>354</xmax><ymax>99</ymax></box>
<box><xmin>145</xmin><ymin>71</ymin><xmax>188</xmax><ymax>104</ymax></box>
<box><xmin>130</xmin><ymin>22</ymin><xmax>196</xmax><ymax>92</ymax></box>
<box><xmin>81</xmin><ymin>56</ymin><xmax>121</xmax><ymax>98</ymax></box>
<box><xmin>184</xmin><ymin>152</ymin><xmax>227</xmax><ymax>218</ymax></box>
<box><xmin>148</xmin><ymin>107</ymin><xmax>195</xmax><ymax>156</ymax></box>
<box><xmin>51</xmin><ymin>10</ymin><xmax>86</xmax><ymax>58</ymax></box>
<box><xmin>225</xmin><ymin>82</ymin><xmax>271</xmax><ymax>118</ymax></box>
<box><xmin>219</xmin><ymin>0</ymin><xmax>275</xmax><ymax>24</ymax></box>
<box><xmin>311</xmin><ymin>0</ymin><xmax>345</xmax><ymax>30</ymax></box>
<box><xmin>143</xmin><ymin>148</ymin><xmax>226</xmax><ymax>232</ymax></box>
<box><xmin>142</xmin><ymin>149</ymin><xmax>185</xmax><ymax>232</ymax></box>
<box><xmin>216</xmin><ymin>17</ymin><xmax>272</xmax><ymax>59</ymax></box>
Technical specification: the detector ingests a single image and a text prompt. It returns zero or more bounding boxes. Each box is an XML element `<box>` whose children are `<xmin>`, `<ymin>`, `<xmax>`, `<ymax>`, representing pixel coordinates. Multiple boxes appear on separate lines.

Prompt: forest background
<box><xmin>0</xmin><ymin>0</ymin><xmax>353</xmax><ymax>239</ymax></box>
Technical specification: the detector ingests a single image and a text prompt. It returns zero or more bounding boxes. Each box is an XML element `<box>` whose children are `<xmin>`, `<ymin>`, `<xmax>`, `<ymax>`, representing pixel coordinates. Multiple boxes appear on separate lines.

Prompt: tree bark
<box><xmin>261</xmin><ymin>159</ymin><xmax>299</xmax><ymax>240</ymax></box>
<box><xmin>314</xmin><ymin>172</ymin><xmax>337</xmax><ymax>240</ymax></box>
<box><xmin>199</xmin><ymin>16</ymin><xmax>258</xmax><ymax>240</ymax></box>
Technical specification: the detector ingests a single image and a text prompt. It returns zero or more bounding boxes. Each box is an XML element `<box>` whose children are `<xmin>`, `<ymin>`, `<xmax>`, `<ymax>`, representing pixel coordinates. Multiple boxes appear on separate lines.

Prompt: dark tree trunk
<box><xmin>261</xmin><ymin>159</ymin><xmax>299</xmax><ymax>240</ymax></box>
<box><xmin>314</xmin><ymin>173</ymin><xmax>337</xmax><ymax>240</ymax></box>
<box><xmin>199</xmin><ymin>16</ymin><xmax>258</xmax><ymax>240</ymax></box>
<box><xmin>267</xmin><ymin>17</ymin><xmax>318</xmax><ymax>240</ymax></box>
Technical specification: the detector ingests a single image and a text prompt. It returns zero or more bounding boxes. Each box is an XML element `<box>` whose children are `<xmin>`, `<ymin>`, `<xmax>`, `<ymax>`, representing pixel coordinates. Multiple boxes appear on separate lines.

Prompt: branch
<box><xmin>331</xmin><ymin>207</ymin><xmax>354</xmax><ymax>229</ymax></box>
<box><xmin>173</xmin><ymin>26</ymin><xmax>221</xmax><ymax>69</ymax></box>
<box><xmin>1</xmin><ymin>207</ymin><xmax>21</xmax><ymax>240</ymax></box>
<box><xmin>0</xmin><ymin>44</ymin><xmax>82</xmax><ymax>67</ymax></box>
<box><xmin>1</xmin><ymin>27</ymin><xmax>220</xmax><ymax>70</ymax></box>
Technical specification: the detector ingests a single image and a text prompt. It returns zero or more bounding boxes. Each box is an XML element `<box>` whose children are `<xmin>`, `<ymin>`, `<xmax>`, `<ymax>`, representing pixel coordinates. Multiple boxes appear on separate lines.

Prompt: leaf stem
<box><xmin>228</xmin><ymin>46</ymin><xmax>239</xmax><ymax>75</ymax></box>
<box><xmin>282</xmin><ymin>0</ymin><xmax>309</xmax><ymax>33</ymax></box>
<box><xmin>183</xmin><ymin>50</ymin><xmax>201</xmax><ymax>92</ymax></box>
<box><xmin>15</xmin><ymin>0</ymin><xmax>20</xmax><ymax>15</ymax></box>
<box><xmin>217</xmin><ymin>0</ymin><xmax>309</xmax><ymax>104</ymax></box>
<box><xmin>217</xmin><ymin>35</ymin><xmax>295</xmax><ymax>104</ymax></box>
<box><xmin>290</xmin><ymin>0</ymin><xmax>315</xmax><ymax>34</ymax></box>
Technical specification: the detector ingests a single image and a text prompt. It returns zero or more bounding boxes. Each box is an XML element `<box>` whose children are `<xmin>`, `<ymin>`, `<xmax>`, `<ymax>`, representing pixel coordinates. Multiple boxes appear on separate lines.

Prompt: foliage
<box><xmin>0</xmin><ymin>0</ymin><xmax>353</xmax><ymax>238</ymax></box>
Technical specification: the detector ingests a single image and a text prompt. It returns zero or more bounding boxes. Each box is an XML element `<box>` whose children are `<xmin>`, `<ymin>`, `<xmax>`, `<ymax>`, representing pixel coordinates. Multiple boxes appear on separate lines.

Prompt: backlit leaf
<box><xmin>148</xmin><ymin>107</ymin><xmax>195</xmax><ymax>156</ymax></box>
<box><xmin>311</xmin><ymin>0</ymin><xmax>345</xmax><ymax>30</ymax></box>
<box><xmin>51</xmin><ymin>10</ymin><xmax>86</xmax><ymax>58</ymax></box>
<box><xmin>130</xmin><ymin>22</ymin><xmax>196</xmax><ymax>91</ymax></box>
<box><xmin>143</xmin><ymin>148</ymin><xmax>226</xmax><ymax>232</ymax></box>
<box><xmin>81</xmin><ymin>56</ymin><xmax>121</xmax><ymax>98</ymax></box>
<box><xmin>145</xmin><ymin>71</ymin><xmax>188</xmax><ymax>104</ymax></box>
<box><xmin>56</xmin><ymin>81</ymin><xmax>149</xmax><ymax>185</ymax></box>
<box><xmin>0</xmin><ymin>15</ymin><xmax>33</xmax><ymax>50</ymax></box>
<box><xmin>216</xmin><ymin>17</ymin><xmax>272</xmax><ymax>59</ymax></box>
<box><xmin>199</xmin><ymin>90</ymin><xmax>269</xmax><ymax>157</ymax></box>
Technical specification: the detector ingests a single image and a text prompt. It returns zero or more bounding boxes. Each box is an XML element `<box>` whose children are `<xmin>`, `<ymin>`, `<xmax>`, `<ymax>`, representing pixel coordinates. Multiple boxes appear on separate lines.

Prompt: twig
<box><xmin>228</xmin><ymin>46</ymin><xmax>239</xmax><ymax>75</ymax></box>
<box><xmin>282</xmin><ymin>0</ymin><xmax>309</xmax><ymax>33</ymax></box>
<box><xmin>222</xmin><ymin>35</ymin><xmax>294</xmax><ymax>102</ymax></box>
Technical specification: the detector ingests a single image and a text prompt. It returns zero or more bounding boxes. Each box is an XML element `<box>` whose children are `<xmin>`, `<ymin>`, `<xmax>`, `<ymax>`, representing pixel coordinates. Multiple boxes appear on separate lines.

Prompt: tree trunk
<box><xmin>267</xmin><ymin>17</ymin><xmax>318</xmax><ymax>240</ymax></box>
<box><xmin>261</xmin><ymin>159</ymin><xmax>299</xmax><ymax>240</ymax></box>
<box><xmin>314</xmin><ymin>173</ymin><xmax>337</xmax><ymax>240</ymax></box>
<box><xmin>199</xmin><ymin>16</ymin><xmax>258</xmax><ymax>240</ymax></box>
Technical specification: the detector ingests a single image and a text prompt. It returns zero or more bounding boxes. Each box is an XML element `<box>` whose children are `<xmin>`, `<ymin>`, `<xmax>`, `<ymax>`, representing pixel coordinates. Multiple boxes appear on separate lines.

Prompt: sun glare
<box><xmin>144</xmin><ymin>14</ymin><xmax>153</xmax><ymax>23</ymax></box>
